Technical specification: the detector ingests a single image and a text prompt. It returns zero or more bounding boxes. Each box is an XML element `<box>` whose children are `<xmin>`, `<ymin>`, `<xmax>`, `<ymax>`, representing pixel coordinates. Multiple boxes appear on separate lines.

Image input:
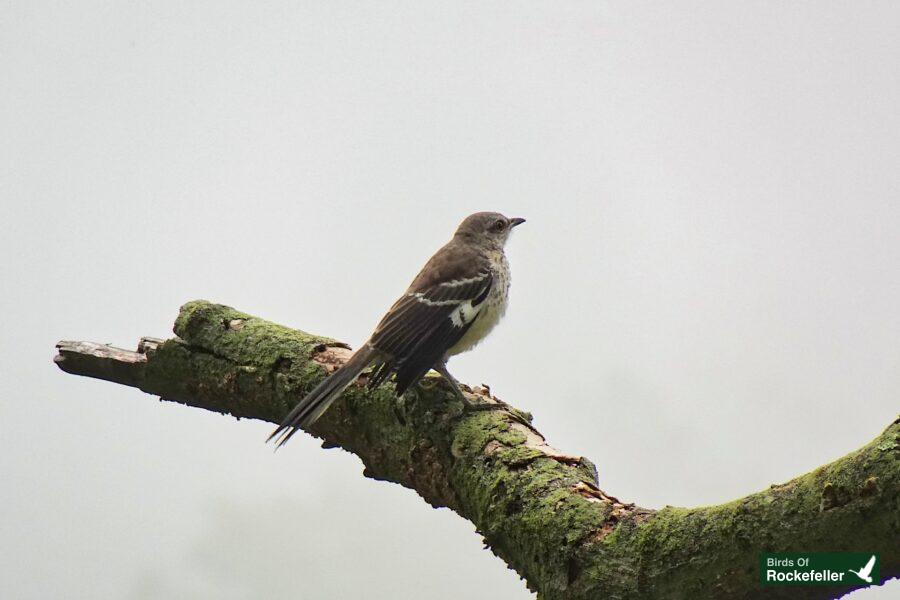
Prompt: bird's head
<box><xmin>454</xmin><ymin>212</ymin><xmax>526</xmax><ymax>249</ymax></box>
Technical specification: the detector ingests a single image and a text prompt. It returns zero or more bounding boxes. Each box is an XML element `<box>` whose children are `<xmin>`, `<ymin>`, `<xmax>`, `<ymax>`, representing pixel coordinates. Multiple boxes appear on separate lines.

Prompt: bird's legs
<box><xmin>433</xmin><ymin>361</ymin><xmax>482</xmax><ymax>408</ymax></box>
<box><xmin>432</xmin><ymin>361</ymin><xmax>534</xmax><ymax>428</ymax></box>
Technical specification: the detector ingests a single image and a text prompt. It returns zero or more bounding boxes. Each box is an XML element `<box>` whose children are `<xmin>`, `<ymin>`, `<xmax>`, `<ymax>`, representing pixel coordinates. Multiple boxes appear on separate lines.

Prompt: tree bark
<box><xmin>54</xmin><ymin>300</ymin><xmax>899</xmax><ymax>599</ymax></box>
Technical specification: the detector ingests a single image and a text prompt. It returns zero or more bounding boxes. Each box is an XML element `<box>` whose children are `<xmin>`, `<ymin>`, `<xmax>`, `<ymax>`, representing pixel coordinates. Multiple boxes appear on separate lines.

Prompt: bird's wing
<box><xmin>370</xmin><ymin>269</ymin><xmax>493</xmax><ymax>364</ymax></box>
<box><xmin>862</xmin><ymin>555</ymin><xmax>876</xmax><ymax>576</ymax></box>
<box><xmin>365</xmin><ymin>239</ymin><xmax>495</xmax><ymax>393</ymax></box>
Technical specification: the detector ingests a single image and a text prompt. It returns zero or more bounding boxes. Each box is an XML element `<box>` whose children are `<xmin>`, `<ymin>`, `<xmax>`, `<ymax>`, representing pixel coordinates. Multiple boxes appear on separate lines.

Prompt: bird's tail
<box><xmin>267</xmin><ymin>345</ymin><xmax>377</xmax><ymax>448</ymax></box>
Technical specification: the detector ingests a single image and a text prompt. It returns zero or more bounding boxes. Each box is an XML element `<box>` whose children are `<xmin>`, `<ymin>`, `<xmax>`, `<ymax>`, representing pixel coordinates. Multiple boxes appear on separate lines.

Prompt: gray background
<box><xmin>2</xmin><ymin>1</ymin><xmax>898</xmax><ymax>598</ymax></box>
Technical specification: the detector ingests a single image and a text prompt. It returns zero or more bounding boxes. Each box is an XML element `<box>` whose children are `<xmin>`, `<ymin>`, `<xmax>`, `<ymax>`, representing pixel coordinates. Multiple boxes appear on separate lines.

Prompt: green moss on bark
<box><xmin>56</xmin><ymin>301</ymin><xmax>900</xmax><ymax>599</ymax></box>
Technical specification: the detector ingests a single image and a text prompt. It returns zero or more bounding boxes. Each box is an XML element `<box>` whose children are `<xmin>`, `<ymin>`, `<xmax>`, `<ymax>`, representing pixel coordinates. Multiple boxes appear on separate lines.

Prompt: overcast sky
<box><xmin>2</xmin><ymin>2</ymin><xmax>898</xmax><ymax>598</ymax></box>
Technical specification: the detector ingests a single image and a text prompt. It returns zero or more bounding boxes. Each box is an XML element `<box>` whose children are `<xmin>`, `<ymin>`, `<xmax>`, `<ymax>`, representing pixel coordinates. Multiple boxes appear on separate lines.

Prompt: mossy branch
<box><xmin>54</xmin><ymin>300</ymin><xmax>899</xmax><ymax>599</ymax></box>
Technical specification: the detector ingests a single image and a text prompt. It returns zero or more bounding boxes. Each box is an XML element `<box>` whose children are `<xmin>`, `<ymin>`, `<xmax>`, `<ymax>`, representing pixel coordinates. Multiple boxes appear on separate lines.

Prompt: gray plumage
<box><xmin>268</xmin><ymin>211</ymin><xmax>525</xmax><ymax>447</ymax></box>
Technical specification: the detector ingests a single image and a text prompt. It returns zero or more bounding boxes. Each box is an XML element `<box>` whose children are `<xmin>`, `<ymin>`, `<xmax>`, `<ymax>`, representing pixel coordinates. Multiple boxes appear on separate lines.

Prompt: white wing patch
<box><xmin>450</xmin><ymin>300</ymin><xmax>480</xmax><ymax>328</ymax></box>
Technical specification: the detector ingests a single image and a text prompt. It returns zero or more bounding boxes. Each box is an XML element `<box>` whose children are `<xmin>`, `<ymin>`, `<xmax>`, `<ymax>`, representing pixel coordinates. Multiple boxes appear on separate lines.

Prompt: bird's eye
<box><xmin>491</xmin><ymin>219</ymin><xmax>506</xmax><ymax>232</ymax></box>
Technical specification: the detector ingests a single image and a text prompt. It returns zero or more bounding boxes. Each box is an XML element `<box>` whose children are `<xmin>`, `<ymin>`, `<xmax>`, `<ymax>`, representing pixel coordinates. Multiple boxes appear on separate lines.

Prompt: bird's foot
<box><xmin>458</xmin><ymin>394</ymin><xmax>534</xmax><ymax>429</ymax></box>
<box><xmin>431</xmin><ymin>363</ymin><xmax>535</xmax><ymax>429</ymax></box>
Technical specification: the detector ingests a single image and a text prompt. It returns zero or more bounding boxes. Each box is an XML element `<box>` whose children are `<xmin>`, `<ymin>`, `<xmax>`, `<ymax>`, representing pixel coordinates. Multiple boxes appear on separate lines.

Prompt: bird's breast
<box><xmin>446</xmin><ymin>253</ymin><xmax>510</xmax><ymax>356</ymax></box>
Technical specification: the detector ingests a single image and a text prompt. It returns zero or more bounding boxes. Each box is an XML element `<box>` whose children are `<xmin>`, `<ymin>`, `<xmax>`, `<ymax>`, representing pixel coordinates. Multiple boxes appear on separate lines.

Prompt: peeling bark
<box><xmin>54</xmin><ymin>300</ymin><xmax>899</xmax><ymax>599</ymax></box>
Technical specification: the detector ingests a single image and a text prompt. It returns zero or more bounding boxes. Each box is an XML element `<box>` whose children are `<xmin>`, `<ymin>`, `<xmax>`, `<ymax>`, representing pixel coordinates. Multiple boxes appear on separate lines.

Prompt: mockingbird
<box><xmin>268</xmin><ymin>211</ymin><xmax>525</xmax><ymax>447</ymax></box>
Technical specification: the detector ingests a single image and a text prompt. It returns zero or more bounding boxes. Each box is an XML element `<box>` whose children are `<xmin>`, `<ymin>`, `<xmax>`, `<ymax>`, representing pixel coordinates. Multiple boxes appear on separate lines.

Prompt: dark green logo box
<box><xmin>761</xmin><ymin>553</ymin><xmax>880</xmax><ymax>586</ymax></box>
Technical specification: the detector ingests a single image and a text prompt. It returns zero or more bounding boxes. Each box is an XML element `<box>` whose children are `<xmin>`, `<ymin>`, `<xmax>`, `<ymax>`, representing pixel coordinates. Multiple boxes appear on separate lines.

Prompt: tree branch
<box><xmin>54</xmin><ymin>300</ymin><xmax>899</xmax><ymax>599</ymax></box>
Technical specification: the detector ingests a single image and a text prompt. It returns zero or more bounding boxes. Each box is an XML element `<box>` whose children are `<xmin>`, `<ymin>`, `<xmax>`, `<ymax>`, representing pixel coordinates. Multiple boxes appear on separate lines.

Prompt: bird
<box><xmin>268</xmin><ymin>211</ymin><xmax>525</xmax><ymax>448</ymax></box>
<box><xmin>848</xmin><ymin>555</ymin><xmax>876</xmax><ymax>583</ymax></box>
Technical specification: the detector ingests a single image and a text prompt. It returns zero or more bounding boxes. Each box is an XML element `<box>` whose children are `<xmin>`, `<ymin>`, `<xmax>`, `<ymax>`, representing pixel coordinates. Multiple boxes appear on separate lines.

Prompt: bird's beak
<box><xmin>509</xmin><ymin>217</ymin><xmax>526</xmax><ymax>228</ymax></box>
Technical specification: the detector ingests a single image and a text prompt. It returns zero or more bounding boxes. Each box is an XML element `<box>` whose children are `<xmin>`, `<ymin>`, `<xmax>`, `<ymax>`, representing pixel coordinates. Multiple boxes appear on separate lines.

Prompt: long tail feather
<box><xmin>267</xmin><ymin>345</ymin><xmax>376</xmax><ymax>448</ymax></box>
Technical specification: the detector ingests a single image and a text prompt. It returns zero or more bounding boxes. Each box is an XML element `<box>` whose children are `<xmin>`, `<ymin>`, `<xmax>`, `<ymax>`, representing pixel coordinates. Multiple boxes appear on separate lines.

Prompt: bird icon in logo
<box><xmin>848</xmin><ymin>555</ymin><xmax>877</xmax><ymax>583</ymax></box>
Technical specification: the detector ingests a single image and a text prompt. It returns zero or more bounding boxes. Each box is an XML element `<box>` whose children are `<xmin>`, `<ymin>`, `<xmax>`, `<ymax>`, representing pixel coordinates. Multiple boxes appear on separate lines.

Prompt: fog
<box><xmin>2</xmin><ymin>2</ymin><xmax>897</xmax><ymax>598</ymax></box>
